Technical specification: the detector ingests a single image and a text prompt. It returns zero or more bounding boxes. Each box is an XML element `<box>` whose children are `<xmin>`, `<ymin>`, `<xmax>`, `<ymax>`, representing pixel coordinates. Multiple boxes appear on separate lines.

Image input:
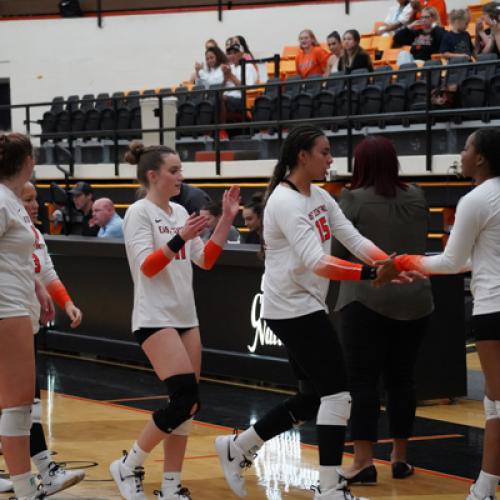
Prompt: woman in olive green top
<box><xmin>332</xmin><ymin>135</ymin><xmax>434</xmax><ymax>484</ymax></box>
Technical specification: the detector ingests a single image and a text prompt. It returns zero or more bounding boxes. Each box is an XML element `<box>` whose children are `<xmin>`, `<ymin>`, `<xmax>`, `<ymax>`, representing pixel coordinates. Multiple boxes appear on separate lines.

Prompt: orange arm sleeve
<box><xmin>314</xmin><ymin>255</ymin><xmax>364</xmax><ymax>281</ymax></box>
<box><xmin>394</xmin><ymin>255</ymin><xmax>428</xmax><ymax>274</ymax></box>
<box><xmin>46</xmin><ymin>280</ymin><xmax>72</xmax><ymax>309</ymax></box>
<box><xmin>203</xmin><ymin>240</ymin><xmax>223</xmax><ymax>270</ymax></box>
<box><xmin>141</xmin><ymin>248</ymin><xmax>172</xmax><ymax>277</ymax></box>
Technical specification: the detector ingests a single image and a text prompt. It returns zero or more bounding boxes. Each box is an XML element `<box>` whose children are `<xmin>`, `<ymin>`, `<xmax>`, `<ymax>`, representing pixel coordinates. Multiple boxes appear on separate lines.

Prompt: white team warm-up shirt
<box><xmin>124</xmin><ymin>198</ymin><xmax>206</xmax><ymax>332</ymax></box>
<box><xmin>407</xmin><ymin>177</ymin><xmax>500</xmax><ymax>316</ymax></box>
<box><xmin>0</xmin><ymin>183</ymin><xmax>36</xmax><ymax>318</ymax></box>
<box><xmin>262</xmin><ymin>184</ymin><xmax>385</xmax><ymax>320</ymax></box>
<box><xmin>31</xmin><ymin>228</ymin><xmax>59</xmax><ymax>334</ymax></box>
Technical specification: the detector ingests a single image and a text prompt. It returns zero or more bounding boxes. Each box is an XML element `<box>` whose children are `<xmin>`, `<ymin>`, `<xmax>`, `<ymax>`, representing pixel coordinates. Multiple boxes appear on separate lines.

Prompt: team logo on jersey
<box><xmin>248</xmin><ymin>291</ymin><xmax>282</xmax><ymax>353</ymax></box>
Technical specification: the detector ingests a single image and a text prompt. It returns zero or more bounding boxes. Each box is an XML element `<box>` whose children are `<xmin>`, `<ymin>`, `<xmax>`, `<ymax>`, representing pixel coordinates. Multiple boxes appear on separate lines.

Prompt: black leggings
<box><xmin>339</xmin><ymin>302</ymin><xmax>429</xmax><ymax>442</ymax></box>
<box><xmin>254</xmin><ymin>310</ymin><xmax>349</xmax><ymax>465</ymax></box>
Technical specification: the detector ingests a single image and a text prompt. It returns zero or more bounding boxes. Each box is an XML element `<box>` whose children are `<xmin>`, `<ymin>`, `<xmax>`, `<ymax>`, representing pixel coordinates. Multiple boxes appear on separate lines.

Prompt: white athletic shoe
<box><xmin>110</xmin><ymin>455</ymin><xmax>147</xmax><ymax>500</ymax></box>
<box><xmin>466</xmin><ymin>483</ymin><xmax>496</xmax><ymax>500</ymax></box>
<box><xmin>154</xmin><ymin>486</ymin><xmax>192</xmax><ymax>499</ymax></box>
<box><xmin>39</xmin><ymin>461</ymin><xmax>85</xmax><ymax>495</ymax></box>
<box><xmin>0</xmin><ymin>477</ymin><xmax>13</xmax><ymax>492</ymax></box>
<box><xmin>312</xmin><ymin>481</ymin><xmax>369</xmax><ymax>499</ymax></box>
<box><xmin>16</xmin><ymin>486</ymin><xmax>47</xmax><ymax>499</ymax></box>
<box><xmin>215</xmin><ymin>434</ymin><xmax>254</xmax><ymax>498</ymax></box>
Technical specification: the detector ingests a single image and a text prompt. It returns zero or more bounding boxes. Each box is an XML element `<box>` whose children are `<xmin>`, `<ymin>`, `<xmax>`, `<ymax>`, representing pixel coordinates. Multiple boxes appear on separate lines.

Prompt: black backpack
<box><xmin>58</xmin><ymin>0</ymin><xmax>83</xmax><ymax>17</ymax></box>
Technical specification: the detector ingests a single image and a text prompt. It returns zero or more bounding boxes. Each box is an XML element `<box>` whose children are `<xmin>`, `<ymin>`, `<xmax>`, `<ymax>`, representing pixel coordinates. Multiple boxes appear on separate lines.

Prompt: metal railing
<box><xmin>2</xmin><ymin>58</ymin><xmax>499</xmax><ymax>177</ymax></box>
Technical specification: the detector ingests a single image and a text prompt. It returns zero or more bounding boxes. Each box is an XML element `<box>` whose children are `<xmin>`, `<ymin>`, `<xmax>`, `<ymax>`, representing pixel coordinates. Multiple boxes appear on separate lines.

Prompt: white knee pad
<box><xmin>0</xmin><ymin>405</ymin><xmax>32</xmax><ymax>436</ymax></box>
<box><xmin>484</xmin><ymin>396</ymin><xmax>500</xmax><ymax>421</ymax></box>
<box><xmin>317</xmin><ymin>391</ymin><xmax>352</xmax><ymax>427</ymax></box>
<box><xmin>32</xmin><ymin>398</ymin><xmax>42</xmax><ymax>425</ymax></box>
<box><xmin>172</xmin><ymin>417</ymin><xmax>193</xmax><ymax>436</ymax></box>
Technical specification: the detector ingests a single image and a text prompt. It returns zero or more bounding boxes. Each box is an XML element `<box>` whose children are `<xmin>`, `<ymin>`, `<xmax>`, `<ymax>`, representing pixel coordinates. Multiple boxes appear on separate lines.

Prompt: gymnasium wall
<box><xmin>2</xmin><ymin>0</ymin><xmax>465</xmax><ymax>131</ymax></box>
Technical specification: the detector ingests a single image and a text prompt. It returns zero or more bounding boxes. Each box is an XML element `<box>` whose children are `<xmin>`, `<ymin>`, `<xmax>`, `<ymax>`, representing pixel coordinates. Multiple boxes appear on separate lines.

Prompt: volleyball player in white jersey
<box><xmin>215</xmin><ymin>125</ymin><xmax>400</xmax><ymax>500</ymax></box>
<box><xmin>20</xmin><ymin>181</ymin><xmax>86</xmax><ymax>495</ymax></box>
<box><xmin>377</xmin><ymin>128</ymin><xmax>500</xmax><ymax>500</ymax></box>
<box><xmin>0</xmin><ymin>132</ymin><xmax>53</xmax><ymax>500</ymax></box>
<box><xmin>110</xmin><ymin>142</ymin><xmax>240</xmax><ymax>500</ymax></box>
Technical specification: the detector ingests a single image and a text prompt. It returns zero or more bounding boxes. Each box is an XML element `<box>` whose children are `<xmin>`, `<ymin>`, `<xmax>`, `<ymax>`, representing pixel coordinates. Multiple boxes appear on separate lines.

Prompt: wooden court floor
<box><xmin>0</xmin><ymin>353</ymin><xmax>496</xmax><ymax>500</ymax></box>
<box><xmin>1</xmin><ymin>388</ymin><xmax>497</xmax><ymax>500</ymax></box>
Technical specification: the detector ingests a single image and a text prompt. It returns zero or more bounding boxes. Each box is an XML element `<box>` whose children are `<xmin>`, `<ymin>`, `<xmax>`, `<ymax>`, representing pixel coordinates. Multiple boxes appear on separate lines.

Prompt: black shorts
<box><xmin>471</xmin><ymin>311</ymin><xmax>500</xmax><ymax>341</ymax></box>
<box><xmin>133</xmin><ymin>326</ymin><xmax>195</xmax><ymax>346</ymax></box>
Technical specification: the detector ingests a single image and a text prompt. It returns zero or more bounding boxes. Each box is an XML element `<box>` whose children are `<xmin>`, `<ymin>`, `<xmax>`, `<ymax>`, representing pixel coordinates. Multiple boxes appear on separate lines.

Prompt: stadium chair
<box><xmin>397</xmin><ymin>62</ymin><xmax>418</xmax><ymax>87</ymax></box>
<box><xmin>66</xmin><ymin>95</ymin><xmax>80</xmax><ymax>112</ymax></box>
<box><xmin>444</xmin><ymin>56</ymin><xmax>471</xmax><ymax>87</ymax></box>
<box><xmin>142</xmin><ymin>89</ymin><xmax>156</xmax><ymax>97</ymax></box>
<box><xmin>458</xmin><ymin>75</ymin><xmax>487</xmax><ymax>122</ymax></box>
<box><xmin>486</xmin><ymin>73</ymin><xmax>500</xmax><ymax>120</ymax></box>
<box><xmin>111</xmin><ymin>91</ymin><xmax>126</xmax><ymax>109</ymax></box>
<box><xmin>474</xmin><ymin>53</ymin><xmax>498</xmax><ymax>80</ymax></box>
<box><xmin>252</xmin><ymin>77</ymin><xmax>280</xmax><ymax>123</ymax></box>
<box><xmin>129</xmin><ymin>105</ymin><xmax>142</xmax><ymax>139</ymax></box>
<box><xmin>291</xmin><ymin>75</ymin><xmax>324</xmax><ymax>120</ymax></box>
<box><xmin>358</xmin><ymin>66</ymin><xmax>392</xmax><ymax>127</ymax></box>
<box><xmin>126</xmin><ymin>91</ymin><xmax>140</xmax><ymax>109</ymax></box>
<box><xmin>272</xmin><ymin>75</ymin><xmax>303</xmax><ymax>121</ymax></box>
<box><xmin>174</xmin><ymin>86</ymin><xmax>189</xmax><ymax>106</ymax></box>
<box><xmin>116</xmin><ymin>106</ymin><xmax>132</xmax><ymax>138</ymax></box>
<box><xmin>196</xmin><ymin>84</ymin><xmax>223</xmax><ymax>130</ymax></box>
<box><xmin>81</xmin><ymin>94</ymin><xmax>95</xmax><ymax>111</ymax></box>
<box><xmin>95</xmin><ymin>93</ymin><xmax>111</xmax><ymax>111</ymax></box>
<box><xmin>51</xmin><ymin>96</ymin><xmax>65</xmax><ymax>113</ymax></box>
<box><xmin>312</xmin><ymin>72</ymin><xmax>346</xmax><ymax>127</ymax></box>
<box><xmin>382</xmin><ymin>80</ymin><xmax>408</xmax><ymax>126</ymax></box>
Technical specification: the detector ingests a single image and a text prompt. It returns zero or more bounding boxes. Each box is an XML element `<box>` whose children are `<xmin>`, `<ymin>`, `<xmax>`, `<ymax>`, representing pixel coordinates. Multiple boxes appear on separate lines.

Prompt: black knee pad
<box><xmin>153</xmin><ymin>373</ymin><xmax>199</xmax><ymax>434</ymax></box>
<box><xmin>284</xmin><ymin>380</ymin><xmax>320</xmax><ymax>425</ymax></box>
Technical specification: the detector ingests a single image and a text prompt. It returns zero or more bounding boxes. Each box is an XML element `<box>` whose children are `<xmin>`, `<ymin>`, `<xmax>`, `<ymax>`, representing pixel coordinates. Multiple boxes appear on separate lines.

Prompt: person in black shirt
<box><xmin>338</xmin><ymin>30</ymin><xmax>373</xmax><ymax>73</ymax></box>
<box><xmin>170</xmin><ymin>182</ymin><xmax>211</xmax><ymax>215</ymax></box>
<box><xmin>394</xmin><ymin>6</ymin><xmax>446</xmax><ymax>61</ymax></box>
<box><xmin>70</xmin><ymin>181</ymin><xmax>99</xmax><ymax>236</ymax></box>
<box><xmin>440</xmin><ymin>9</ymin><xmax>474</xmax><ymax>61</ymax></box>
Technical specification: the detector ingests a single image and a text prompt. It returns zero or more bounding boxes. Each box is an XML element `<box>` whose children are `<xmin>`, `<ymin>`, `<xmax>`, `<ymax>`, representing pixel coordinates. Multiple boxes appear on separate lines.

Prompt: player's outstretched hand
<box><xmin>372</xmin><ymin>254</ymin><xmax>399</xmax><ymax>287</ymax></box>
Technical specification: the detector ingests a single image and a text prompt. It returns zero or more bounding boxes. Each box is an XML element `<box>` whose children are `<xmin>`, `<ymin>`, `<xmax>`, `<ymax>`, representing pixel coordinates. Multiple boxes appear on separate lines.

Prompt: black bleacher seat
<box><xmin>196</xmin><ymin>85</ymin><xmax>223</xmax><ymax>130</ymax></box>
<box><xmin>357</xmin><ymin>66</ymin><xmax>393</xmax><ymax>127</ymax></box>
<box><xmin>252</xmin><ymin>77</ymin><xmax>280</xmax><ymax>123</ymax></box>
<box><xmin>129</xmin><ymin>106</ymin><xmax>141</xmax><ymax>139</ymax></box>
<box><xmin>99</xmin><ymin>108</ymin><xmax>116</xmax><ymax>138</ymax></box>
<box><xmin>459</xmin><ymin>75</ymin><xmax>487</xmax><ymax>110</ymax></box>
<box><xmin>382</xmin><ymin>78</ymin><xmax>407</xmax><ymax>126</ymax></box>
<box><xmin>174</xmin><ymin>87</ymin><xmax>189</xmax><ymax>106</ymax></box>
<box><xmin>486</xmin><ymin>74</ymin><xmax>500</xmax><ymax>120</ymax></box>
<box><xmin>116</xmin><ymin>106</ymin><xmax>132</xmax><ymax>138</ymax></box>
<box><xmin>95</xmin><ymin>93</ymin><xmax>111</xmax><ymax>111</ymax></box>
<box><xmin>66</xmin><ymin>95</ymin><xmax>80</xmax><ymax>112</ymax></box>
<box><xmin>474</xmin><ymin>53</ymin><xmax>498</xmax><ymax>80</ymax></box>
<box><xmin>397</xmin><ymin>62</ymin><xmax>418</xmax><ymax>87</ymax></box>
<box><xmin>336</xmin><ymin>69</ymin><xmax>368</xmax><ymax>121</ymax></box>
<box><xmin>81</xmin><ymin>94</ymin><xmax>95</xmax><ymax>111</ymax></box>
<box><xmin>126</xmin><ymin>91</ymin><xmax>140</xmax><ymax>109</ymax></box>
<box><xmin>291</xmin><ymin>76</ymin><xmax>323</xmax><ymax>120</ymax></box>
<box><xmin>312</xmin><ymin>71</ymin><xmax>346</xmax><ymax>128</ymax></box>
<box><xmin>444</xmin><ymin>57</ymin><xmax>471</xmax><ymax>87</ymax></box>
<box><xmin>51</xmin><ymin>96</ymin><xmax>65</xmax><ymax>114</ymax></box>
<box><xmin>142</xmin><ymin>89</ymin><xmax>156</xmax><ymax>97</ymax></box>
<box><xmin>84</xmin><ymin>108</ymin><xmax>100</xmax><ymax>139</ymax></box>
<box><xmin>159</xmin><ymin>87</ymin><xmax>174</xmax><ymax>97</ymax></box>
<box><xmin>111</xmin><ymin>91</ymin><xmax>126</xmax><ymax>109</ymax></box>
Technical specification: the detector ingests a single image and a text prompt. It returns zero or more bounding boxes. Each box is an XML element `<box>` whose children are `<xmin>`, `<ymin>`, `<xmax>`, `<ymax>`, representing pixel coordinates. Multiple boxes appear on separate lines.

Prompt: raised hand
<box><xmin>222</xmin><ymin>185</ymin><xmax>241</xmax><ymax>221</ymax></box>
<box><xmin>179</xmin><ymin>213</ymin><xmax>209</xmax><ymax>241</ymax></box>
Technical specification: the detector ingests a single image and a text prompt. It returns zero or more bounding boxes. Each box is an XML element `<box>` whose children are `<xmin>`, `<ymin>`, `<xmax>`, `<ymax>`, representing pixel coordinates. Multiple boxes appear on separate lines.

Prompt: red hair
<box><xmin>350</xmin><ymin>135</ymin><xmax>407</xmax><ymax>197</ymax></box>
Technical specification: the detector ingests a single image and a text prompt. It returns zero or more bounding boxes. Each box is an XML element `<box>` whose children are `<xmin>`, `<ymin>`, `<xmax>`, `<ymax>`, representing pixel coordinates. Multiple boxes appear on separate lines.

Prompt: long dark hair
<box><xmin>471</xmin><ymin>128</ymin><xmax>500</xmax><ymax>176</ymax></box>
<box><xmin>206</xmin><ymin>46</ymin><xmax>228</xmax><ymax>67</ymax></box>
<box><xmin>266</xmin><ymin>125</ymin><xmax>326</xmax><ymax>200</ymax></box>
<box><xmin>350</xmin><ymin>135</ymin><xmax>407</xmax><ymax>197</ymax></box>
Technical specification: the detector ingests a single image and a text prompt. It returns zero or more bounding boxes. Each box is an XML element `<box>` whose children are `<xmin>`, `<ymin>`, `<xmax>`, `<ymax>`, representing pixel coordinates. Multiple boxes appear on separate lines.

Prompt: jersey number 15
<box><xmin>315</xmin><ymin>216</ymin><xmax>331</xmax><ymax>243</ymax></box>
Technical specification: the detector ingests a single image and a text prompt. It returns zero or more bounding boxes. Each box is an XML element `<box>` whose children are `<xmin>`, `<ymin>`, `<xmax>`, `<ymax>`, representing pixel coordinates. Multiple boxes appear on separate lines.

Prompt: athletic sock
<box><xmin>474</xmin><ymin>470</ymin><xmax>500</xmax><ymax>498</ymax></box>
<box><xmin>162</xmin><ymin>471</ymin><xmax>181</xmax><ymax>494</ymax></box>
<box><xmin>235</xmin><ymin>426</ymin><xmax>265</xmax><ymax>456</ymax></box>
<box><xmin>30</xmin><ymin>423</ymin><xmax>48</xmax><ymax>457</ymax></box>
<box><xmin>123</xmin><ymin>442</ymin><xmax>149</xmax><ymax>470</ymax></box>
<box><xmin>319</xmin><ymin>465</ymin><xmax>340</xmax><ymax>492</ymax></box>
<box><xmin>11</xmin><ymin>471</ymin><xmax>38</xmax><ymax>497</ymax></box>
<box><xmin>32</xmin><ymin>449</ymin><xmax>52</xmax><ymax>476</ymax></box>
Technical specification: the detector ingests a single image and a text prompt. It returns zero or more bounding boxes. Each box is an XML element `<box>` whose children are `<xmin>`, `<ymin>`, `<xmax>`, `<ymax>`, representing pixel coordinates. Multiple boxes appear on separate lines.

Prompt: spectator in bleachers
<box><xmin>242</xmin><ymin>192</ymin><xmax>263</xmax><ymax>244</ymax></box>
<box><xmin>221</xmin><ymin>42</ymin><xmax>258</xmax><ymax>125</ymax></box>
<box><xmin>70</xmin><ymin>181</ymin><xmax>99</xmax><ymax>236</ymax></box>
<box><xmin>194</xmin><ymin>46</ymin><xmax>227</xmax><ymax>88</ymax></box>
<box><xmin>339</xmin><ymin>29</ymin><xmax>374</xmax><ymax>73</ymax></box>
<box><xmin>171</xmin><ymin>182</ymin><xmax>212</xmax><ymax>215</ymax></box>
<box><xmin>394</xmin><ymin>7</ymin><xmax>446</xmax><ymax>63</ymax></box>
<box><xmin>226</xmin><ymin>35</ymin><xmax>255</xmax><ymax>61</ymax></box>
<box><xmin>475</xmin><ymin>2</ymin><xmax>500</xmax><ymax>56</ymax></box>
<box><xmin>200</xmin><ymin>200</ymin><xmax>240</xmax><ymax>243</ymax></box>
<box><xmin>92</xmin><ymin>197</ymin><xmax>124</xmax><ymax>239</ymax></box>
<box><xmin>410</xmin><ymin>0</ymin><xmax>448</xmax><ymax>27</ymax></box>
<box><xmin>324</xmin><ymin>31</ymin><xmax>343</xmax><ymax>75</ymax></box>
<box><xmin>377</xmin><ymin>0</ymin><xmax>415</xmax><ymax>36</ymax></box>
<box><xmin>205</xmin><ymin>38</ymin><xmax>219</xmax><ymax>50</ymax></box>
<box><xmin>295</xmin><ymin>29</ymin><xmax>330</xmax><ymax>78</ymax></box>
<box><xmin>440</xmin><ymin>9</ymin><xmax>474</xmax><ymax>61</ymax></box>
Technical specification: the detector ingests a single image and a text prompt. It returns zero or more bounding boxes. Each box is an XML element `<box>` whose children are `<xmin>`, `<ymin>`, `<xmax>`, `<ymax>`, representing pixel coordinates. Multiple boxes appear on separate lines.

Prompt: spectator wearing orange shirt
<box><xmin>295</xmin><ymin>29</ymin><xmax>330</xmax><ymax>78</ymax></box>
<box><xmin>411</xmin><ymin>0</ymin><xmax>448</xmax><ymax>27</ymax></box>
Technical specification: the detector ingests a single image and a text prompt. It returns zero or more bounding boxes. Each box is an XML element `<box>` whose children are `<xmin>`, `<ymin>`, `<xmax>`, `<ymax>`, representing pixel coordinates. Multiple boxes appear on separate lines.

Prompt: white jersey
<box><xmin>0</xmin><ymin>183</ymin><xmax>36</xmax><ymax>318</ymax></box>
<box><xmin>262</xmin><ymin>184</ymin><xmax>384</xmax><ymax>319</ymax></box>
<box><xmin>123</xmin><ymin>198</ymin><xmax>205</xmax><ymax>332</ymax></box>
<box><xmin>410</xmin><ymin>177</ymin><xmax>500</xmax><ymax>316</ymax></box>
<box><xmin>31</xmin><ymin>228</ymin><xmax>58</xmax><ymax>334</ymax></box>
